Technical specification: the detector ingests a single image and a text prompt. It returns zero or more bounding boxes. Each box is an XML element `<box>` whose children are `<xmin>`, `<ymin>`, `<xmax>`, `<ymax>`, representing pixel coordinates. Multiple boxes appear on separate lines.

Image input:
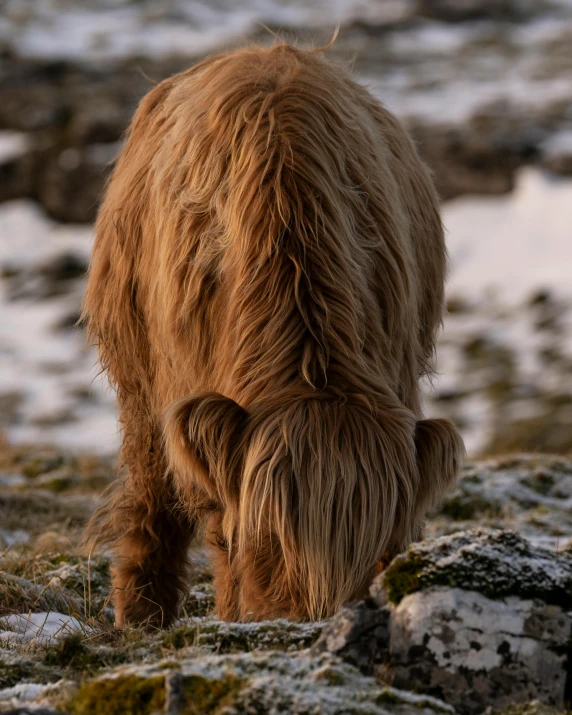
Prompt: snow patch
<box><xmin>0</xmin><ymin>132</ymin><xmax>30</xmax><ymax>164</ymax></box>
<box><xmin>0</xmin><ymin>611</ymin><xmax>90</xmax><ymax>644</ymax></box>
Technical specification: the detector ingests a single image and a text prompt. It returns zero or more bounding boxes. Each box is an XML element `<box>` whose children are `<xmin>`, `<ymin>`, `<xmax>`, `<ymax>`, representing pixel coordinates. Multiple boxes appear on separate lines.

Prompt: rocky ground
<box><xmin>0</xmin><ymin>440</ymin><xmax>571</xmax><ymax>714</ymax></box>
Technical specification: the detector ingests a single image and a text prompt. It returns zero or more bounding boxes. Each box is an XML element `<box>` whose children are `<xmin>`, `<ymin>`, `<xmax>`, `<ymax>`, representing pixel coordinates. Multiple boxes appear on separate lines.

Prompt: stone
<box><xmin>316</xmin><ymin>530</ymin><xmax>572</xmax><ymax>714</ymax></box>
<box><xmin>377</xmin><ymin>530</ymin><xmax>572</xmax><ymax>713</ymax></box>
<box><xmin>34</xmin><ymin>146</ymin><xmax>113</xmax><ymax>224</ymax></box>
<box><xmin>387</xmin><ymin>587</ymin><xmax>571</xmax><ymax>714</ymax></box>
<box><xmin>378</xmin><ymin>528</ymin><xmax>572</xmax><ymax>608</ymax></box>
<box><xmin>62</xmin><ymin>651</ymin><xmax>456</xmax><ymax>715</ymax></box>
<box><xmin>434</xmin><ymin>456</ymin><xmax>572</xmax><ymax>551</ymax></box>
<box><xmin>409</xmin><ymin>120</ymin><xmax>521</xmax><ymax>201</ymax></box>
<box><xmin>3</xmin><ymin>252</ymin><xmax>87</xmax><ymax>301</ymax></box>
<box><xmin>312</xmin><ymin>599</ymin><xmax>390</xmax><ymax>674</ymax></box>
<box><xmin>540</xmin><ymin>129</ymin><xmax>572</xmax><ymax>176</ymax></box>
<box><xmin>163</xmin><ymin>617</ymin><xmax>324</xmax><ymax>653</ymax></box>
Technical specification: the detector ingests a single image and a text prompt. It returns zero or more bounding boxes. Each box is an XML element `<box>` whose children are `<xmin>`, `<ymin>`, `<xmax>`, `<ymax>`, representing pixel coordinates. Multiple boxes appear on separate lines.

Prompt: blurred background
<box><xmin>0</xmin><ymin>0</ymin><xmax>571</xmax><ymax>459</ymax></box>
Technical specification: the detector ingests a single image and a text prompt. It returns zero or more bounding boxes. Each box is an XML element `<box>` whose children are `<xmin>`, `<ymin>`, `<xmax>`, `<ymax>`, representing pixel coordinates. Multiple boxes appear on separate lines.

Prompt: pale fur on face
<box><xmin>83</xmin><ymin>42</ymin><xmax>464</xmax><ymax>627</ymax></box>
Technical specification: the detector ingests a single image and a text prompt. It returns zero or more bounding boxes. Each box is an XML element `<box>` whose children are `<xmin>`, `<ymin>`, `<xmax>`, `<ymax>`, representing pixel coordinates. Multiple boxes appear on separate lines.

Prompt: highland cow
<box><xmin>83</xmin><ymin>43</ymin><xmax>464</xmax><ymax>628</ymax></box>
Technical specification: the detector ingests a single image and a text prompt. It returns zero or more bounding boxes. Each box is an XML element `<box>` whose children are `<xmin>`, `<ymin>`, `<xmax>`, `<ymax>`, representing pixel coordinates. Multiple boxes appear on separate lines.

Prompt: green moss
<box><xmin>0</xmin><ymin>658</ymin><xmax>66</xmax><ymax>689</ymax></box>
<box><xmin>462</xmin><ymin>335</ymin><xmax>492</xmax><ymax>360</ymax></box>
<box><xmin>486</xmin><ymin>375</ymin><xmax>515</xmax><ymax>403</ymax></box>
<box><xmin>521</xmin><ymin>470</ymin><xmax>555</xmax><ymax>496</ymax></box>
<box><xmin>439</xmin><ymin>493</ymin><xmax>503</xmax><ymax>520</ymax></box>
<box><xmin>546</xmin><ymin>459</ymin><xmax>572</xmax><ymax>475</ymax></box>
<box><xmin>67</xmin><ymin>674</ymin><xmax>165</xmax><ymax>715</ymax></box>
<box><xmin>446</xmin><ymin>296</ymin><xmax>472</xmax><ymax>314</ymax></box>
<box><xmin>375</xmin><ymin>690</ymin><xmax>405</xmax><ymax>705</ymax></box>
<box><xmin>0</xmin><ymin>659</ymin><xmax>46</xmax><ymax>688</ymax></box>
<box><xmin>182</xmin><ymin>674</ymin><xmax>244</xmax><ymax>714</ymax></box>
<box><xmin>41</xmin><ymin>475</ymin><xmax>74</xmax><ymax>492</ymax></box>
<box><xmin>187</xmin><ymin>621</ymin><xmax>321</xmax><ymax>654</ymax></box>
<box><xmin>313</xmin><ymin>665</ymin><xmax>346</xmax><ymax>686</ymax></box>
<box><xmin>46</xmin><ymin>553</ymin><xmax>75</xmax><ymax>567</ymax></box>
<box><xmin>528</xmin><ymin>503</ymin><xmax>551</xmax><ymax>517</ymax></box>
<box><xmin>383</xmin><ymin>554</ymin><xmax>426</xmax><ymax>605</ymax></box>
<box><xmin>198</xmin><ymin>629</ymin><xmax>250</xmax><ymax>653</ymax></box>
<box><xmin>21</xmin><ymin>455</ymin><xmax>64</xmax><ymax>478</ymax></box>
<box><xmin>43</xmin><ymin>634</ymin><xmax>108</xmax><ymax>673</ymax></box>
<box><xmin>44</xmin><ymin>634</ymin><xmax>93</xmax><ymax>668</ymax></box>
<box><xmin>162</xmin><ymin>624</ymin><xmax>197</xmax><ymax>650</ymax></box>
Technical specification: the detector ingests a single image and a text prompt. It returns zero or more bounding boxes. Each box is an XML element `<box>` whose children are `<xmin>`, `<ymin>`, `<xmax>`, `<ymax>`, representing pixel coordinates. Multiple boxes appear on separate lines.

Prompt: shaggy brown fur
<box><xmin>83</xmin><ymin>43</ymin><xmax>464</xmax><ymax>627</ymax></box>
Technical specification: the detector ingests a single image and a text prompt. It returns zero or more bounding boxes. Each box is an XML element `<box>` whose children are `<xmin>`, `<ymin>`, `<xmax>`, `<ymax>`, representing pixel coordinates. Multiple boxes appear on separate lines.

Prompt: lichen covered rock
<box><xmin>317</xmin><ymin>529</ymin><xmax>572</xmax><ymax>715</ymax></box>
<box><xmin>311</xmin><ymin>600</ymin><xmax>390</xmax><ymax>674</ymax></box>
<box><xmin>376</xmin><ymin>528</ymin><xmax>572</xmax><ymax>608</ymax></box>
<box><xmin>432</xmin><ymin>456</ymin><xmax>572</xmax><ymax>550</ymax></box>
<box><xmin>163</xmin><ymin>617</ymin><xmax>324</xmax><ymax>654</ymax></box>
<box><xmin>388</xmin><ymin>587</ymin><xmax>571</xmax><ymax>714</ymax></box>
<box><xmin>63</xmin><ymin>651</ymin><xmax>456</xmax><ymax>715</ymax></box>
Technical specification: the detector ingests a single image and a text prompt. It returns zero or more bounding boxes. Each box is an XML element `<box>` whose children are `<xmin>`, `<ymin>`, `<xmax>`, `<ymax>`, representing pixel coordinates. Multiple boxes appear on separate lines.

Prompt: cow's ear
<box><xmin>163</xmin><ymin>392</ymin><xmax>249</xmax><ymax>506</ymax></box>
<box><xmin>414</xmin><ymin>418</ymin><xmax>465</xmax><ymax>515</ymax></box>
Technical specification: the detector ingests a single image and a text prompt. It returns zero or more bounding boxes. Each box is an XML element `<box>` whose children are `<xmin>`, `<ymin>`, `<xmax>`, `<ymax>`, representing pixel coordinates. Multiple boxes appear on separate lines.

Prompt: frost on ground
<box><xmin>429</xmin><ymin>454</ymin><xmax>572</xmax><ymax>550</ymax></box>
<box><xmin>0</xmin><ymin>439</ymin><xmax>571</xmax><ymax>714</ymax></box>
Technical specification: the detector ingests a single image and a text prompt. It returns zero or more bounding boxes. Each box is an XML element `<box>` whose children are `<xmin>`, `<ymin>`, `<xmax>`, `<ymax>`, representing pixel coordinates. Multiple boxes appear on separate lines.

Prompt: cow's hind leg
<box><xmin>89</xmin><ymin>418</ymin><xmax>196</xmax><ymax>629</ymax></box>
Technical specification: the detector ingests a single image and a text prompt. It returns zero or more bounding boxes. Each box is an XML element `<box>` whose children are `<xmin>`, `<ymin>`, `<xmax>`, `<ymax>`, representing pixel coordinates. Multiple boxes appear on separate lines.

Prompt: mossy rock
<box><xmin>66</xmin><ymin>674</ymin><xmax>165</xmax><ymax>715</ymax></box>
<box><xmin>182</xmin><ymin>674</ymin><xmax>244</xmax><ymax>714</ymax></box>
<box><xmin>380</xmin><ymin>529</ymin><xmax>572</xmax><ymax>607</ymax></box>
<box><xmin>48</xmin><ymin>649</ymin><xmax>458</xmax><ymax>715</ymax></box>
<box><xmin>0</xmin><ymin>657</ymin><xmax>63</xmax><ymax>689</ymax></box>
<box><xmin>430</xmin><ymin>456</ymin><xmax>572</xmax><ymax>548</ymax></box>
<box><xmin>162</xmin><ymin>617</ymin><xmax>323</xmax><ymax>654</ymax></box>
<box><xmin>44</xmin><ymin>634</ymin><xmax>105</xmax><ymax>671</ymax></box>
<box><xmin>439</xmin><ymin>492</ymin><xmax>503</xmax><ymax>520</ymax></box>
<box><xmin>42</xmin><ymin>633</ymin><xmax>128</xmax><ymax>675</ymax></box>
